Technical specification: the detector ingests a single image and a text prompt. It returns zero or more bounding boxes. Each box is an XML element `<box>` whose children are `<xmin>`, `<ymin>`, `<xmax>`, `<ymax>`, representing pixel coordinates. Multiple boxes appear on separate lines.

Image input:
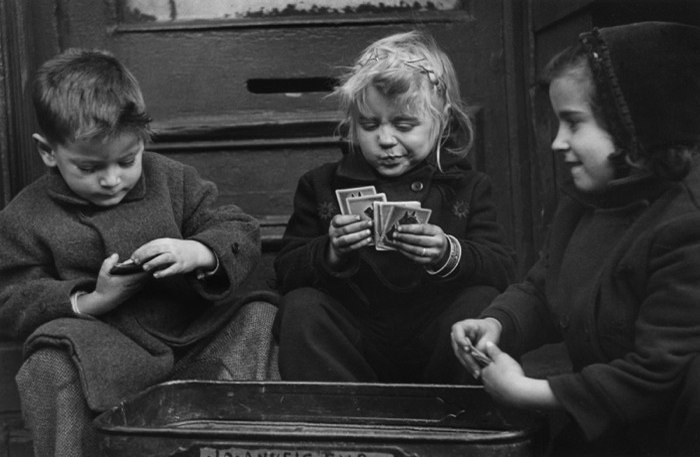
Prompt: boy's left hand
<box><xmin>389</xmin><ymin>223</ymin><xmax>448</xmax><ymax>266</ymax></box>
<box><xmin>130</xmin><ymin>238</ymin><xmax>216</xmax><ymax>278</ymax></box>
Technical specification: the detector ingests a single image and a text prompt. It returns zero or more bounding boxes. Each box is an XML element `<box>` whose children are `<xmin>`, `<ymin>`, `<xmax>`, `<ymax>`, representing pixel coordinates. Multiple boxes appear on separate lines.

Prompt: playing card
<box><xmin>375</xmin><ymin>201</ymin><xmax>421</xmax><ymax>250</ymax></box>
<box><xmin>380</xmin><ymin>206</ymin><xmax>432</xmax><ymax>247</ymax></box>
<box><xmin>372</xmin><ymin>202</ymin><xmax>390</xmax><ymax>250</ymax></box>
<box><xmin>345</xmin><ymin>193</ymin><xmax>386</xmax><ymax>246</ymax></box>
<box><xmin>335</xmin><ymin>186</ymin><xmax>377</xmax><ymax>215</ymax></box>
<box><xmin>462</xmin><ymin>340</ymin><xmax>492</xmax><ymax>367</ymax></box>
<box><xmin>346</xmin><ymin>193</ymin><xmax>387</xmax><ymax>221</ymax></box>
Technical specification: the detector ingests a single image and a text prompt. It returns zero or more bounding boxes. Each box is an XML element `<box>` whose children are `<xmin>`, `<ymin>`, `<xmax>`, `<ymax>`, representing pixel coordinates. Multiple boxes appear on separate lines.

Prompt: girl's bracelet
<box><xmin>425</xmin><ymin>235</ymin><xmax>455</xmax><ymax>275</ymax></box>
<box><xmin>425</xmin><ymin>235</ymin><xmax>461</xmax><ymax>277</ymax></box>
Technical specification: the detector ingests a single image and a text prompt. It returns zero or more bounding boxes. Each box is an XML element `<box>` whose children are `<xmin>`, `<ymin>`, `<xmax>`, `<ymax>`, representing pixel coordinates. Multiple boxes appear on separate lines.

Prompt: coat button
<box><xmin>410</xmin><ymin>181</ymin><xmax>424</xmax><ymax>192</ymax></box>
<box><xmin>231</xmin><ymin>242</ymin><xmax>240</xmax><ymax>254</ymax></box>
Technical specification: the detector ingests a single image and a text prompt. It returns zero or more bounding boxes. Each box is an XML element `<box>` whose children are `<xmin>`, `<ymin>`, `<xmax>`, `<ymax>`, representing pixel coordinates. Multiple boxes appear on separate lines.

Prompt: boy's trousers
<box><xmin>15</xmin><ymin>300</ymin><xmax>279</xmax><ymax>457</ymax></box>
<box><xmin>275</xmin><ymin>285</ymin><xmax>499</xmax><ymax>383</ymax></box>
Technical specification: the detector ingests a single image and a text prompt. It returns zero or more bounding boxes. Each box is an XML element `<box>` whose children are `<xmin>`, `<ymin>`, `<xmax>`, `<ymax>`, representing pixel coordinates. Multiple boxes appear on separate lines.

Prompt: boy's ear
<box><xmin>32</xmin><ymin>134</ymin><xmax>57</xmax><ymax>167</ymax></box>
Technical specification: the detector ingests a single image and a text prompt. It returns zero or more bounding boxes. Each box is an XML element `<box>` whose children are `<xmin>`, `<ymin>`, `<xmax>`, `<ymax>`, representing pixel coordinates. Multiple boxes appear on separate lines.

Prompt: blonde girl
<box><xmin>274</xmin><ymin>30</ymin><xmax>514</xmax><ymax>383</ymax></box>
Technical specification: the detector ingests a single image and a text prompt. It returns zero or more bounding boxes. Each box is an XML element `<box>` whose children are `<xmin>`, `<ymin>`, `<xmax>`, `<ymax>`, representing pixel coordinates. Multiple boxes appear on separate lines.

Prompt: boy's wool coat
<box><xmin>0</xmin><ymin>152</ymin><xmax>260</xmax><ymax>409</ymax></box>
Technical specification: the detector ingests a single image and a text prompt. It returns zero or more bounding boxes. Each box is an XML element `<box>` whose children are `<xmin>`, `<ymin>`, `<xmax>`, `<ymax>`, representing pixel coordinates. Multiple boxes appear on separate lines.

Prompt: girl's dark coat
<box><xmin>483</xmin><ymin>163</ymin><xmax>700</xmax><ymax>442</ymax></box>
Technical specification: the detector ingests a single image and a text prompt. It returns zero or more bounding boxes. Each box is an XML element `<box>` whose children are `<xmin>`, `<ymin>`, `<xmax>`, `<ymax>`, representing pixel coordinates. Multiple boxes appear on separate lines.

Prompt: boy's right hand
<box><xmin>327</xmin><ymin>214</ymin><xmax>373</xmax><ymax>266</ymax></box>
<box><xmin>74</xmin><ymin>253</ymin><xmax>149</xmax><ymax>316</ymax></box>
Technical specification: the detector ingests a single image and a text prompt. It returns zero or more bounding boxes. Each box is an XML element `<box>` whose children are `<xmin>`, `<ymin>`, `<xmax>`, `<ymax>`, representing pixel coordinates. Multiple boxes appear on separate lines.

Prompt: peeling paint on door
<box><xmin>122</xmin><ymin>0</ymin><xmax>462</xmax><ymax>22</ymax></box>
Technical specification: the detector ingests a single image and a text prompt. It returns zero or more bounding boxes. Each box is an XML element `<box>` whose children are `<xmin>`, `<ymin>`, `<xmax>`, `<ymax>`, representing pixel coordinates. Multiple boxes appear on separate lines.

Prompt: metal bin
<box><xmin>94</xmin><ymin>380</ymin><xmax>546</xmax><ymax>457</ymax></box>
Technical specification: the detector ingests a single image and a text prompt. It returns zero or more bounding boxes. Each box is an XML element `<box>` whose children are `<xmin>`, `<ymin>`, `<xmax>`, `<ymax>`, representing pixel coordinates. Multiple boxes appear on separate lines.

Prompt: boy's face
<box><xmin>549</xmin><ymin>74</ymin><xmax>616</xmax><ymax>193</ymax></box>
<box><xmin>355</xmin><ymin>85</ymin><xmax>438</xmax><ymax>178</ymax></box>
<box><xmin>35</xmin><ymin>132</ymin><xmax>144</xmax><ymax>207</ymax></box>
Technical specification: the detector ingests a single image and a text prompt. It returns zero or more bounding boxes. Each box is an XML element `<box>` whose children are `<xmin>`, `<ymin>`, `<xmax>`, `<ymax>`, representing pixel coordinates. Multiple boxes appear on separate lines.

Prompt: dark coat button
<box><xmin>231</xmin><ymin>242</ymin><xmax>240</xmax><ymax>254</ymax></box>
<box><xmin>410</xmin><ymin>181</ymin><xmax>424</xmax><ymax>192</ymax></box>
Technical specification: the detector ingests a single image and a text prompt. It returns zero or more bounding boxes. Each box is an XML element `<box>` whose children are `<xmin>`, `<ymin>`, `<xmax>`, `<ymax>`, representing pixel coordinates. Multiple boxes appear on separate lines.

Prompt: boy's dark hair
<box><xmin>33</xmin><ymin>48</ymin><xmax>151</xmax><ymax>146</ymax></box>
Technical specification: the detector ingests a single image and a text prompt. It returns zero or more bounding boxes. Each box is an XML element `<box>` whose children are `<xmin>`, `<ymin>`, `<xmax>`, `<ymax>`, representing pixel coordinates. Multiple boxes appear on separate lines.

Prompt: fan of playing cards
<box><xmin>335</xmin><ymin>186</ymin><xmax>432</xmax><ymax>251</ymax></box>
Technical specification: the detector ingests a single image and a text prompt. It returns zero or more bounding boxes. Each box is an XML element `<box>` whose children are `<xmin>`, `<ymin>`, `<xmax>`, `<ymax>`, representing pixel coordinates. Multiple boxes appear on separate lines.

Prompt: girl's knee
<box><xmin>278</xmin><ymin>288</ymin><xmax>348</xmax><ymax>338</ymax></box>
<box><xmin>281</xmin><ymin>288</ymin><xmax>334</xmax><ymax>319</ymax></box>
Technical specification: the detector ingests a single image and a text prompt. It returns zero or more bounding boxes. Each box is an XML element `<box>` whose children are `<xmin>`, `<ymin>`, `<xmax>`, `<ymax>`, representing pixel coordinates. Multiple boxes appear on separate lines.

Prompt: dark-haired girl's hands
<box><xmin>480</xmin><ymin>343</ymin><xmax>561</xmax><ymax>410</ymax></box>
<box><xmin>389</xmin><ymin>222</ymin><xmax>448</xmax><ymax>266</ymax></box>
<box><xmin>327</xmin><ymin>214</ymin><xmax>373</xmax><ymax>267</ymax></box>
<box><xmin>451</xmin><ymin>317</ymin><xmax>502</xmax><ymax>378</ymax></box>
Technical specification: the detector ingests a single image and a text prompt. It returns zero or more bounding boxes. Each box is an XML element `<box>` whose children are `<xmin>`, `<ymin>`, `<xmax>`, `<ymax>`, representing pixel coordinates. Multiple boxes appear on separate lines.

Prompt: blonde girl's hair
<box><xmin>333</xmin><ymin>30</ymin><xmax>474</xmax><ymax>172</ymax></box>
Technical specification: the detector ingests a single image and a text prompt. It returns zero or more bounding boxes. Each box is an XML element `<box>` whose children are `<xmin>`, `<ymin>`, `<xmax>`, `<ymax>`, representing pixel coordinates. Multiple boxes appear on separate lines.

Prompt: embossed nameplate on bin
<box><xmin>199</xmin><ymin>448</ymin><xmax>396</xmax><ymax>457</ymax></box>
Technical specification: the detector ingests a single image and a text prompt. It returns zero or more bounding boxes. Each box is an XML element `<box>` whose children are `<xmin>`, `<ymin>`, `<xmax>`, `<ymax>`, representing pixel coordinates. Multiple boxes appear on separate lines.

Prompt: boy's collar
<box><xmin>46</xmin><ymin>167</ymin><xmax>147</xmax><ymax>207</ymax></box>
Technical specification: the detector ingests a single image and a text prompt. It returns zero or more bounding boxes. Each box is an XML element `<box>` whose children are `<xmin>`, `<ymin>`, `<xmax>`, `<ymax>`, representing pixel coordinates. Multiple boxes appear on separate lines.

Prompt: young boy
<box><xmin>0</xmin><ymin>48</ymin><xmax>275</xmax><ymax>457</ymax></box>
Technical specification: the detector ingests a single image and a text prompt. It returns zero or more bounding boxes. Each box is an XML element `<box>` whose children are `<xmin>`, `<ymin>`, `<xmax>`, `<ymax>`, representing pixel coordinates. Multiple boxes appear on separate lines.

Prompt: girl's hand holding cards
<box><xmin>458</xmin><ymin>338</ymin><xmax>493</xmax><ymax>380</ymax></box>
<box><xmin>335</xmin><ymin>185</ymin><xmax>435</xmax><ymax>265</ymax></box>
<box><xmin>463</xmin><ymin>338</ymin><xmax>493</xmax><ymax>367</ymax></box>
<box><xmin>389</xmin><ymin>222</ymin><xmax>448</xmax><ymax>266</ymax></box>
<box><xmin>327</xmin><ymin>214</ymin><xmax>373</xmax><ymax>266</ymax></box>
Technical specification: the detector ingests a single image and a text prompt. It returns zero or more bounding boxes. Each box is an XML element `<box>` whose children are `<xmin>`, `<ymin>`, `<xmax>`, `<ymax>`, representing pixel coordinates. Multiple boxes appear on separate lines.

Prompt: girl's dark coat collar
<box><xmin>563</xmin><ymin>172</ymin><xmax>671</xmax><ymax>209</ymax></box>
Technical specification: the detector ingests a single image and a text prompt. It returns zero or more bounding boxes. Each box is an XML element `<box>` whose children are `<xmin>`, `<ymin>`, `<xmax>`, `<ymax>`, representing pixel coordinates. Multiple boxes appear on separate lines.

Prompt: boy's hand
<box><xmin>389</xmin><ymin>223</ymin><xmax>448</xmax><ymax>266</ymax></box>
<box><xmin>327</xmin><ymin>214</ymin><xmax>373</xmax><ymax>266</ymax></box>
<box><xmin>75</xmin><ymin>253</ymin><xmax>149</xmax><ymax>316</ymax></box>
<box><xmin>130</xmin><ymin>238</ymin><xmax>216</xmax><ymax>278</ymax></box>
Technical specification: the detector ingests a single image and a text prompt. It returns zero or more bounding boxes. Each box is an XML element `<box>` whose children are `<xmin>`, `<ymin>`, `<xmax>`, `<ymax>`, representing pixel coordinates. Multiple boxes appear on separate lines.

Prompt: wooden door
<box><xmin>5</xmin><ymin>0</ymin><xmax>532</xmax><ymax>275</ymax></box>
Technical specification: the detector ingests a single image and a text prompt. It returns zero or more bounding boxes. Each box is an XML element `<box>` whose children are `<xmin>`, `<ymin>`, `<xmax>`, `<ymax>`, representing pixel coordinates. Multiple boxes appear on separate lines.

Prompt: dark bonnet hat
<box><xmin>579</xmin><ymin>21</ymin><xmax>700</xmax><ymax>161</ymax></box>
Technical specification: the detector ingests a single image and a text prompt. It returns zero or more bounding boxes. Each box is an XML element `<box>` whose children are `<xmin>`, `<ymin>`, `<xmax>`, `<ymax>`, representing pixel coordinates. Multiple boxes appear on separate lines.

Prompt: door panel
<box><xmin>22</xmin><ymin>0</ymin><xmax>528</xmax><ymax>268</ymax></box>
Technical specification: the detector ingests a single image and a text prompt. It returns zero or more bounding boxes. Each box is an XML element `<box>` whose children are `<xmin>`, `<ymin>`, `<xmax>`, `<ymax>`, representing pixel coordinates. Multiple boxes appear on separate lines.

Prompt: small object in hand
<box><xmin>463</xmin><ymin>340</ymin><xmax>492</xmax><ymax>367</ymax></box>
<box><xmin>109</xmin><ymin>258</ymin><xmax>143</xmax><ymax>275</ymax></box>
